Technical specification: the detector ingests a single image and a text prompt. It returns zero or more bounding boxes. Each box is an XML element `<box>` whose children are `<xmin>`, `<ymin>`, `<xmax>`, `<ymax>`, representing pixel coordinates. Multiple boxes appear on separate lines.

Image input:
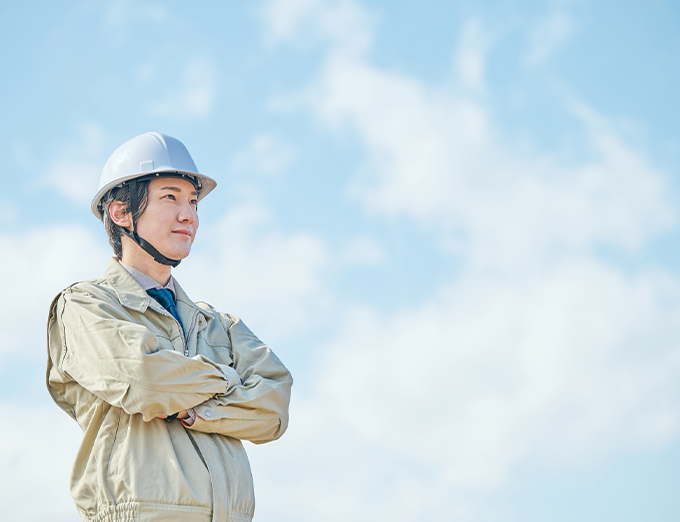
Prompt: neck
<box><xmin>120</xmin><ymin>237</ymin><xmax>172</xmax><ymax>286</ymax></box>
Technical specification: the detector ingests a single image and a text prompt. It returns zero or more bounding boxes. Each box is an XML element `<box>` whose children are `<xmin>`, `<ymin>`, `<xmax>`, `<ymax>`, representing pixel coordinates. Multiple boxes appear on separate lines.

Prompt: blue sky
<box><xmin>2</xmin><ymin>1</ymin><xmax>680</xmax><ymax>521</ymax></box>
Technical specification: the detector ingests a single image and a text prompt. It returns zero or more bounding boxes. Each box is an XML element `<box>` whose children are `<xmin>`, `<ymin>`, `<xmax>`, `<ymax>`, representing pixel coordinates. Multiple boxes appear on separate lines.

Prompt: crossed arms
<box><xmin>48</xmin><ymin>289</ymin><xmax>292</xmax><ymax>444</ymax></box>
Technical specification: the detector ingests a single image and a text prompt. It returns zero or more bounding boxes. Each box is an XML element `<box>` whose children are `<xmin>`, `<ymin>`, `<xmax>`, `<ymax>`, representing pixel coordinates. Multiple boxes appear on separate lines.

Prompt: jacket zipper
<box><xmin>151</xmin><ymin>304</ymin><xmax>198</xmax><ymax>357</ymax></box>
<box><xmin>183</xmin><ymin>310</ymin><xmax>199</xmax><ymax>357</ymax></box>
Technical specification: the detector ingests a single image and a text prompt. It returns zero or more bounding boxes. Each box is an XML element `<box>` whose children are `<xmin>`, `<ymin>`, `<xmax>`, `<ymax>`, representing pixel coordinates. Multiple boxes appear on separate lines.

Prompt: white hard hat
<box><xmin>91</xmin><ymin>132</ymin><xmax>217</xmax><ymax>220</ymax></box>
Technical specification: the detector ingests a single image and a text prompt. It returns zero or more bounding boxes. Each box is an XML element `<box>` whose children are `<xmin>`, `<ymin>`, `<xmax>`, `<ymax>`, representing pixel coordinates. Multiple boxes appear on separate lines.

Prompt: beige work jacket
<box><xmin>47</xmin><ymin>259</ymin><xmax>292</xmax><ymax>522</ymax></box>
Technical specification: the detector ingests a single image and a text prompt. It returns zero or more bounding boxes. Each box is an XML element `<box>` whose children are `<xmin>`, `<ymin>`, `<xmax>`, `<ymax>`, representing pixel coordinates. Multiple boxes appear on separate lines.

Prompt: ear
<box><xmin>108</xmin><ymin>201</ymin><xmax>132</xmax><ymax>229</ymax></box>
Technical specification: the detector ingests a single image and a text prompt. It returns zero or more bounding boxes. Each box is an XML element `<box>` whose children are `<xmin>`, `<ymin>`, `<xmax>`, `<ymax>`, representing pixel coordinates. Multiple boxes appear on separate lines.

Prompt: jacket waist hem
<box><xmin>89</xmin><ymin>501</ymin><xmax>252</xmax><ymax>522</ymax></box>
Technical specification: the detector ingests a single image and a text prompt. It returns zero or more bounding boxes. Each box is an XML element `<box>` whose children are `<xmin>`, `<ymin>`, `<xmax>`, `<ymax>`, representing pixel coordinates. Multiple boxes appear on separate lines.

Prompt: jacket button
<box><xmin>205</xmin><ymin>410</ymin><xmax>212</xmax><ymax>417</ymax></box>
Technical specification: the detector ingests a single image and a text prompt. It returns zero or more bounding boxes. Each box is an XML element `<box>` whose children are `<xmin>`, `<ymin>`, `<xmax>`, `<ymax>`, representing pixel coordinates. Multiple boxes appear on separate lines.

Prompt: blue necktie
<box><xmin>147</xmin><ymin>288</ymin><xmax>183</xmax><ymax>330</ymax></box>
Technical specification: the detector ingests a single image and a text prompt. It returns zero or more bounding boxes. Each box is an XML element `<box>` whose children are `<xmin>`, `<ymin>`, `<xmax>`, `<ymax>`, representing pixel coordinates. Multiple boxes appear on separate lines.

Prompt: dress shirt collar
<box><xmin>118</xmin><ymin>260</ymin><xmax>176</xmax><ymax>297</ymax></box>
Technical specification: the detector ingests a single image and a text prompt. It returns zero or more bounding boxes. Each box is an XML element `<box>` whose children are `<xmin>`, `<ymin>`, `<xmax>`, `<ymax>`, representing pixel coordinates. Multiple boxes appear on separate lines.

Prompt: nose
<box><xmin>178</xmin><ymin>200</ymin><xmax>197</xmax><ymax>224</ymax></box>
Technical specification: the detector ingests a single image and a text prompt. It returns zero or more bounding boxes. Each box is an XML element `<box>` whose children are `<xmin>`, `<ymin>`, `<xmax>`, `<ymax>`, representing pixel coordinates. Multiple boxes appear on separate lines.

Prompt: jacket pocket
<box><xmin>107</xmin><ymin>408</ymin><xmax>128</xmax><ymax>476</ymax></box>
<box><xmin>196</xmin><ymin>330</ymin><xmax>234</xmax><ymax>366</ymax></box>
<box><xmin>107</xmin><ymin>417</ymin><xmax>213</xmax><ymax>507</ymax></box>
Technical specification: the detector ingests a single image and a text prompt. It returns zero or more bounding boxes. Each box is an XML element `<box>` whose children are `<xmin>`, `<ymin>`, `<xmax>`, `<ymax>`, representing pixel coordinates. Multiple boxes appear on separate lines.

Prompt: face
<box><xmin>134</xmin><ymin>177</ymin><xmax>199</xmax><ymax>261</ymax></box>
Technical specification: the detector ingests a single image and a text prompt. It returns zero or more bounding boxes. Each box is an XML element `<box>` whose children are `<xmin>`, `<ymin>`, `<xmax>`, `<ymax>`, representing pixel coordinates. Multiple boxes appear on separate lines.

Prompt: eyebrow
<box><xmin>159</xmin><ymin>186</ymin><xmax>199</xmax><ymax>196</ymax></box>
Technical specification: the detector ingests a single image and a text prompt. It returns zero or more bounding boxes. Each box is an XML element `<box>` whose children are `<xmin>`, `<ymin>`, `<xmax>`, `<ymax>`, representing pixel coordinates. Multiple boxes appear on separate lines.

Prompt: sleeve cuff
<box><xmin>181</xmin><ymin>408</ymin><xmax>196</xmax><ymax>427</ymax></box>
<box><xmin>216</xmin><ymin>363</ymin><xmax>242</xmax><ymax>388</ymax></box>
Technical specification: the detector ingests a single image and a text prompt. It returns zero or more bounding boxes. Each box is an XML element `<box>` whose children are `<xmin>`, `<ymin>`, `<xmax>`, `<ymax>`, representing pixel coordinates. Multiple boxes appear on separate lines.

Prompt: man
<box><xmin>47</xmin><ymin>132</ymin><xmax>292</xmax><ymax>522</ymax></box>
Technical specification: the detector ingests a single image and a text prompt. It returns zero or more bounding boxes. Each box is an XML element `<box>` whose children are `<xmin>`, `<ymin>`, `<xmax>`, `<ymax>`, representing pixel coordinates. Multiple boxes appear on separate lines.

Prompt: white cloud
<box><xmin>0</xmin><ymin>403</ymin><xmax>81</xmax><ymax>522</ymax></box>
<box><xmin>12</xmin><ymin>140</ymin><xmax>37</xmax><ymax>172</ymax></box>
<box><xmin>319</xmin><ymin>264</ymin><xmax>680</xmax><ymax>483</ymax></box>
<box><xmin>47</xmin><ymin>160</ymin><xmax>101</xmax><ymax>203</ymax></box>
<box><xmin>102</xmin><ymin>0</ymin><xmax>132</xmax><ymax>48</ymax></box>
<box><xmin>247</xmin><ymin>261</ymin><xmax>680</xmax><ymax>521</ymax></box>
<box><xmin>340</xmin><ymin>235</ymin><xmax>385</xmax><ymax>266</ymax></box>
<box><xmin>525</xmin><ymin>8</ymin><xmax>574</xmax><ymax>66</ymax></box>
<box><xmin>147</xmin><ymin>4</ymin><xmax>169</xmax><ymax>23</ymax></box>
<box><xmin>0</xmin><ymin>200</ymin><xmax>18</xmax><ymax>223</ymax></box>
<box><xmin>297</xmin><ymin>23</ymin><xmax>673</xmax><ymax>271</ymax></box>
<box><xmin>255</xmin><ymin>1</ymin><xmax>680</xmax><ymax>519</ymax></box>
<box><xmin>455</xmin><ymin>20</ymin><xmax>490</xmax><ymax>92</ymax></box>
<box><xmin>261</xmin><ymin>0</ymin><xmax>374</xmax><ymax>56</ymax></box>
<box><xmin>0</xmin><ymin>224</ymin><xmax>109</xmax><ymax>366</ymax></box>
<box><xmin>260</xmin><ymin>0</ymin><xmax>322</xmax><ymax>43</ymax></box>
<box><xmin>102</xmin><ymin>0</ymin><xmax>170</xmax><ymax>48</ymax></box>
<box><xmin>231</xmin><ymin>134</ymin><xmax>298</xmax><ymax>177</ymax></box>
<box><xmin>43</xmin><ymin>122</ymin><xmax>107</xmax><ymax>203</ymax></box>
<box><xmin>147</xmin><ymin>57</ymin><xmax>217</xmax><ymax>120</ymax></box>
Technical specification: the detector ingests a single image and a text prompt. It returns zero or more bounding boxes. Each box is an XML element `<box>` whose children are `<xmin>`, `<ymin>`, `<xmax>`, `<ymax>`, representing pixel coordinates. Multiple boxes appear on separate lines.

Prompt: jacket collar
<box><xmin>103</xmin><ymin>258</ymin><xmax>205</xmax><ymax>319</ymax></box>
<box><xmin>173</xmin><ymin>276</ymin><xmax>195</xmax><ymax>310</ymax></box>
<box><xmin>104</xmin><ymin>258</ymin><xmax>151</xmax><ymax>312</ymax></box>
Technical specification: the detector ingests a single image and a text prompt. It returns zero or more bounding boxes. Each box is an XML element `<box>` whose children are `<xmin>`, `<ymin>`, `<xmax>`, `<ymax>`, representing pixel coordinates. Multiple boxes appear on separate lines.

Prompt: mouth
<box><xmin>172</xmin><ymin>229</ymin><xmax>193</xmax><ymax>239</ymax></box>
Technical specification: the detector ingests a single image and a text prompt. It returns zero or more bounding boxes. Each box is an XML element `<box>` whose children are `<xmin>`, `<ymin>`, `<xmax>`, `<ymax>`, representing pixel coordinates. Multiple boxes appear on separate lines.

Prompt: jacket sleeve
<box><xmin>54</xmin><ymin>288</ymin><xmax>232</xmax><ymax>422</ymax></box>
<box><xmin>185</xmin><ymin>314</ymin><xmax>293</xmax><ymax>444</ymax></box>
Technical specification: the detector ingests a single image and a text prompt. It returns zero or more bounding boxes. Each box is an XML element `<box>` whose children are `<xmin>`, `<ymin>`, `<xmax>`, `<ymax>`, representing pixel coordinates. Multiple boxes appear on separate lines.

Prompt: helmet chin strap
<box><xmin>125</xmin><ymin>178</ymin><xmax>181</xmax><ymax>268</ymax></box>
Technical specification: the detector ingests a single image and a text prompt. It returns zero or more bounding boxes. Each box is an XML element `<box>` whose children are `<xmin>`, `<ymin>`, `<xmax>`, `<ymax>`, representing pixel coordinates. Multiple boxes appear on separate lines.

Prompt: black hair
<box><xmin>101</xmin><ymin>180</ymin><xmax>150</xmax><ymax>259</ymax></box>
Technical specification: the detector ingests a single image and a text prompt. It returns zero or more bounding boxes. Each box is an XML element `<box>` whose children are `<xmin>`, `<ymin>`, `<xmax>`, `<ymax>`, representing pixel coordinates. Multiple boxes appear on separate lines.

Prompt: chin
<box><xmin>158</xmin><ymin>245</ymin><xmax>192</xmax><ymax>262</ymax></box>
<box><xmin>172</xmin><ymin>249</ymin><xmax>192</xmax><ymax>261</ymax></box>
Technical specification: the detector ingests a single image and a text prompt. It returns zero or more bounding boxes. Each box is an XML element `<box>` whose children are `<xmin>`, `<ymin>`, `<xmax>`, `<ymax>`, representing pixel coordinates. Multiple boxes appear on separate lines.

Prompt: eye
<box><xmin>163</xmin><ymin>193</ymin><xmax>176</xmax><ymax>200</ymax></box>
